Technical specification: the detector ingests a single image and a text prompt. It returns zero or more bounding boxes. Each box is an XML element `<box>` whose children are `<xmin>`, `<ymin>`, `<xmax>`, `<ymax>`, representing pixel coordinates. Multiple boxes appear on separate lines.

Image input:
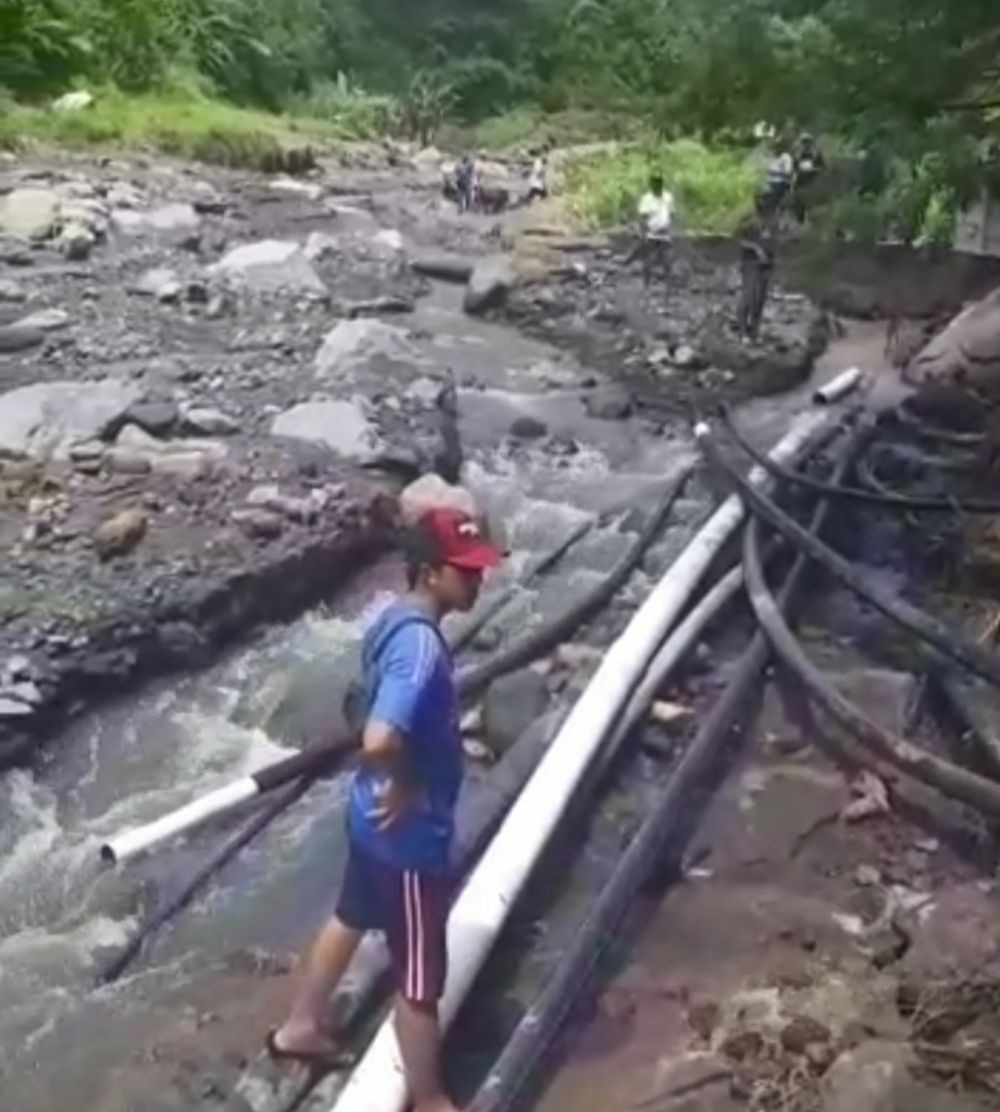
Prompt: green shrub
<box><xmin>565</xmin><ymin>139</ymin><xmax>757</xmax><ymax>234</ymax></box>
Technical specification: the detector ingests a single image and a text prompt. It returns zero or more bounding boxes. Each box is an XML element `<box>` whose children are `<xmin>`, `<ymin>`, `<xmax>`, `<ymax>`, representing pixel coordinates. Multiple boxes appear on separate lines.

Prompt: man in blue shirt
<box><xmin>270</xmin><ymin>508</ymin><xmax>502</xmax><ymax>1112</ymax></box>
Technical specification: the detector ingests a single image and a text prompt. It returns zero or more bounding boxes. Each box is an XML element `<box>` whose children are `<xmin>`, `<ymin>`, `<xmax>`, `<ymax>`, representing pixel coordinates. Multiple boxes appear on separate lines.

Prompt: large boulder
<box><xmin>271</xmin><ymin>399</ymin><xmax>381</xmax><ymax>459</ymax></box>
<box><xmin>0</xmin><ymin>188</ymin><xmax>60</xmax><ymax>240</ymax></box>
<box><xmin>399</xmin><ymin>474</ymin><xmax>477</xmax><ymax>525</ymax></box>
<box><xmin>314</xmin><ymin>319</ymin><xmax>416</xmax><ymax>380</ymax></box>
<box><xmin>464</xmin><ymin>256</ymin><xmax>517</xmax><ymax>315</ymax></box>
<box><xmin>0</xmin><ymin>380</ymin><xmax>140</xmax><ymax>460</ymax></box>
<box><xmin>908</xmin><ymin>285</ymin><xmax>1000</xmax><ymax>392</ymax></box>
<box><xmin>209</xmin><ymin>239</ymin><xmax>325</xmax><ymax>297</ymax></box>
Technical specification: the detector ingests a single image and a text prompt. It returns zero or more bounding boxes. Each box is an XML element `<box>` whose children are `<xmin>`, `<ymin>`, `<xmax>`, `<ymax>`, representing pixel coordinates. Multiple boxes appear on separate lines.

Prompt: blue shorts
<box><xmin>336</xmin><ymin>843</ymin><xmax>452</xmax><ymax>1007</ymax></box>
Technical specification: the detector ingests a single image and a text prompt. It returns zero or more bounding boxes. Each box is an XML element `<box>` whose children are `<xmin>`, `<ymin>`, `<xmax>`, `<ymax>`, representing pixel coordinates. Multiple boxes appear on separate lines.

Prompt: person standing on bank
<box><xmin>269</xmin><ymin>508</ymin><xmax>503</xmax><ymax>1112</ymax></box>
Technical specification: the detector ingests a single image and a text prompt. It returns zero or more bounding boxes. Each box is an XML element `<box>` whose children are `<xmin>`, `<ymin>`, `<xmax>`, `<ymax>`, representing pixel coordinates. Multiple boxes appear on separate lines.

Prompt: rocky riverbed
<box><xmin>0</xmin><ymin>146</ymin><xmax>831</xmax><ymax>766</ymax></box>
<box><xmin>6</xmin><ymin>140</ymin><xmax>948</xmax><ymax>1112</ymax></box>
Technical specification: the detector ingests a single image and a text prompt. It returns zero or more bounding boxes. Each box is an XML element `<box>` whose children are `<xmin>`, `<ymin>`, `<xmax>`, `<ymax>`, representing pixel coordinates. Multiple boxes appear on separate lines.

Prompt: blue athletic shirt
<box><xmin>347</xmin><ymin>600</ymin><xmax>463</xmax><ymax>873</ymax></box>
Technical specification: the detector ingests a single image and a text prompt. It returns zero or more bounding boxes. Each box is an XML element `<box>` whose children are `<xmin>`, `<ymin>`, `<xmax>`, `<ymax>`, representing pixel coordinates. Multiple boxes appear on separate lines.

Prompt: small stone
<box><xmin>69</xmin><ymin>440</ymin><xmax>106</xmax><ymax>462</ymax></box>
<box><xmin>0</xmin><ymin>324</ymin><xmax>44</xmax><ymax>353</ymax></box>
<box><xmin>780</xmin><ymin>1015</ymin><xmax>832</xmax><ymax>1055</ymax></box>
<box><xmin>231</xmin><ymin>508</ymin><xmax>283</xmax><ymax>540</ymax></box>
<box><xmin>15</xmin><ymin>308</ymin><xmax>70</xmax><ymax>332</ymax></box>
<box><xmin>150</xmin><ymin>452</ymin><xmax>211</xmax><ymax>480</ymax></box>
<box><xmin>509</xmin><ymin>415</ymin><xmax>548</xmax><ymax>439</ymax></box>
<box><xmin>672</xmin><ymin>343</ymin><xmax>705</xmax><ymax>369</ymax></box>
<box><xmin>805</xmin><ymin>1041</ymin><xmax>837</xmax><ymax>1074</ymax></box>
<box><xmin>584</xmin><ymin>384</ymin><xmax>634</xmax><ymax>420</ymax></box>
<box><xmin>105</xmin><ymin>449</ymin><xmax>152</xmax><ymax>476</ymax></box>
<box><xmin>0</xmin><ymin>696</ymin><xmax>34</xmax><ymax>717</ymax></box>
<box><xmin>855</xmin><ymin>864</ymin><xmax>882</xmax><ymax>887</ymax></box>
<box><xmin>58</xmin><ymin>223</ymin><xmax>95</xmax><ymax>261</ymax></box>
<box><xmin>687</xmin><ymin>1000</ymin><xmax>721</xmax><ymax>1040</ymax></box>
<box><xmin>181</xmin><ymin>407</ymin><xmax>238</xmax><ymax>436</ymax></box>
<box><xmin>4</xmin><ymin>655</ymin><xmax>34</xmax><ymax>682</ymax></box>
<box><xmin>463</xmin><ymin>739</ymin><xmax>495</xmax><ymax>763</ymax></box>
<box><xmin>719</xmin><ymin>1029</ymin><xmax>764</xmax><ymax>1062</ymax></box>
<box><xmin>0</xmin><ymin>279</ymin><xmax>25</xmax><ymax>302</ymax></box>
<box><xmin>648</xmin><ymin>700</ymin><xmax>694</xmax><ymax>731</ymax></box>
<box><xmin>133</xmin><ymin>268</ymin><xmax>182</xmax><ymax>302</ymax></box>
<box><xmin>123</xmin><ymin>401</ymin><xmax>179</xmax><ymax>437</ymax></box>
<box><xmin>2</xmin><ymin>681</ymin><xmax>42</xmax><ymax>706</ymax></box>
<box><xmin>93</xmin><ymin>508</ymin><xmax>147</xmax><ymax>560</ymax></box>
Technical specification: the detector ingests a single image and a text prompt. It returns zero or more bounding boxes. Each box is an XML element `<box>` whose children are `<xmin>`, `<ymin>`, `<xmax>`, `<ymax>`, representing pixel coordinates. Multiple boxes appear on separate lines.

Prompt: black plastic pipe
<box><xmin>742</xmin><ymin>516</ymin><xmax>1000</xmax><ymax>816</ymax></box>
<box><xmin>697</xmin><ymin>425</ymin><xmax>1000</xmax><ymax>692</ymax></box>
<box><xmin>466</xmin><ymin>448</ymin><xmax>841</xmax><ymax>1112</ymax></box>
<box><xmin>721</xmin><ymin>409</ymin><xmax>1000</xmax><ymax>513</ymax></box>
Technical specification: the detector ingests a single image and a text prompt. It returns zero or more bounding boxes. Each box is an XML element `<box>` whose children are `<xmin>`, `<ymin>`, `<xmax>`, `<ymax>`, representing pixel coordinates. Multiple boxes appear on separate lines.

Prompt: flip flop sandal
<box><xmin>265</xmin><ymin>1029</ymin><xmax>357</xmax><ymax>1071</ymax></box>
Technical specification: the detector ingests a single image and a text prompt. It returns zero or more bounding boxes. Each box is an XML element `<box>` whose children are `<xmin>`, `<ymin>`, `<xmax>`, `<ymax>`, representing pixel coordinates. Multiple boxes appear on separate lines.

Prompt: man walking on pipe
<box><xmin>269</xmin><ymin>508</ymin><xmax>503</xmax><ymax>1112</ymax></box>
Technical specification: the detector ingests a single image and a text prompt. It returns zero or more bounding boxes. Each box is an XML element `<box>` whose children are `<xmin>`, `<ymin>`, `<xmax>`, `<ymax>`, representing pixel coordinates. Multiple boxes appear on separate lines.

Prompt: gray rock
<box><xmin>0</xmin><ymin>380</ymin><xmax>139</xmax><ymax>460</ymax></box>
<box><xmin>181</xmin><ymin>406</ymin><xmax>239</xmax><ymax>436</ymax></box>
<box><xmin>483</xmin><ymin>669</ymin><xmax>551</xmax><ymax>755</ymax></box>
<box><xmin>0</xmin><ymin>696</ymin><xmax>34</xmax><ymax>718</ymax></box>
<box><xmin>464</xmin><ymin>256</ymin><xmax>517</xmax><ymax>315</ymax></box>
<box><xmin>636</xmin><ymin>1053</ymin><xmax>737</xmax><ymax>1112</ymax></box>
<box><xmin>209</xmin><ymin>239</ymin><xmax>326</xmax><ymax>297</ymax></box>
<box><xmin>0</xmin><ymin>325</ymin><xmax>44</xmax><ymax>353</ymax></box>
<box><xmin>14</xmin><ymin>308</ymin><xmax>70</xmax><ymax>332</ymax></box>
<box><xmin>105</xmin><ymin>448</ymin><xmax>152</xmax><ymax>475</ymax></box>
<box><xmin>0</xmin><ymin>279</ymin><xmax>25</xmax><ymax>302</ymax></box>
<box><xmin>584</xmin><ymin>384</ymin><xmax>633</xmax><ymax>420</ymax></box>
<box><xmin>509</xmin><ymin>415</ymin><xmax>548</xmax><ymax>439</ymax></box>
<box><xmin>411</xmin><ymin>254</ymin><xmax>474</xmax><ymax>283</ymax></box>
<box><xmin>1</xmin><ymin>681</ymin><xmax>42</xmax><ymax>707</ymax></box>
<box><xmin>314</xmin><ymin>318</ymin><xmax>416</xmax><ymax>379</ymax></box>
<box><xmin>150</xmin><ymin>452</ymin><xmax>213</xmax><ymax>480</ymax></box>
<box><xmin>231</xmin><ymin>508</ymin><xmax>284</xmax><ymax>540</ymax></box>
<box><xmin>112</xmin><ymin>202</ymin><xmax>200</xmax><ymax>237</ymax></box>
<box><xmin>124</xmin><ymin>401</ymin><xmax>179</xmax><ymax>437</ymax></box>
<box><xmin>672</xmin><ymin>343</ymin><xmax>705</xmax><ymax>369</ymax></box>
<box><xmin>132</xmin><ymin>267</ymin><xmax>182</xmax><ymax>302</ymax></box>
<box><xmin>58</xmin><ymin>222</ymin><xmax>95</xmax><ymax>260</ymax></box>
<box><xmin>271</xmin><ymin>400</ymin><xmax>381</xmax><ymax>459</ymax></box>
<box><xmin>821</xmin><ymin>1041</ymin><xmax>970</xmax><ymax>1112</ymax></box>
<box><xmin>0</xmin><ymin>188</ymin><xmax>59</xmax><ymax>240</ymax></box>
<box><xmin>304</xmin><ymin>231</ymin><xmax>339</xmax><ymax>261</ymax></box>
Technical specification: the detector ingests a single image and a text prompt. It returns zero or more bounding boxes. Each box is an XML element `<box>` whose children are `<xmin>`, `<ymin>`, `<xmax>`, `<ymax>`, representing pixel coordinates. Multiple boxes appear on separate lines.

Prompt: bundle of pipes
<box><xmin>326</xmin><ymin>411</ymin><xmax>837</xmax><ymax>1112</ymax></box>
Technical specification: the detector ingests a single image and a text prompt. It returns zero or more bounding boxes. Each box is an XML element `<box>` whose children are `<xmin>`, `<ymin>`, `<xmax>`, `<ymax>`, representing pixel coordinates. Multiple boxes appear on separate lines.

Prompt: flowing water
<box><xmin>0</xmin><ymin>265</ymin><xmax>885</xmax><ymax>1108</ymax></box>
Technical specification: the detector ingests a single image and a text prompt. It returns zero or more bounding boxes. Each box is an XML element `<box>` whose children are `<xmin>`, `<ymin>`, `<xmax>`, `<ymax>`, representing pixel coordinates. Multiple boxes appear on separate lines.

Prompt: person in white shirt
<box><xmin>527</xmin><ymin>151</ymin><xmax>548</xmax><ymax>202</ymax></box>
<box><xmin>636</xmin><ymin>172</ymin><xmax>675</xmax><ymax>285</ymax></box>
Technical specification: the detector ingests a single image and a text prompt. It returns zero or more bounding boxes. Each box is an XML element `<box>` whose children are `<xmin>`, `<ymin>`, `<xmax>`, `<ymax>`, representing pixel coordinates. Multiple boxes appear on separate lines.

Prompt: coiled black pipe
<box><xmin>721</xmin><ymin>409</ymin><xmax>1000</xmax><ymax>513</ymax></box>
<box><xmin>466</xmin><ymin>447</ymin><xmax>841</xmax><ymax>1112</ymax></box>
<box><xmin>459</xmin><ymin>469</ymin><xmax>693</xmax><ymax>697</ymax></box>
<box><xmin>697</xmin><ymin>425</ymin><xmax>1000</xmax><ymax>692</ymax></box>
<box><xmin>742</xmin><ymin>516</ymin><xmax>1000</xmax><ymax>816</ymax></box>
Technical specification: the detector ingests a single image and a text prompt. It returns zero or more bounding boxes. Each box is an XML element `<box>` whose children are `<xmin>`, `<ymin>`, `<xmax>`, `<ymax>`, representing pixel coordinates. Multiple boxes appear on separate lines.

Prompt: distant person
<box><xmin>792</xmin><ymin>132</ymin><xmax>825</xmax><ymax>222</ymax></box>
<box><xmin>636</xmin><ymin>172</ymin><xmax>676</xmax><ymax>285</ymax></box>
<box><xmin>737</xmin><ymin>216</ymin><xmax>775</xmax><ymax>342</ymax></box>
<box><xmin>269</xmin><ymin>510</ymin><xmax>503</xmax><ymax>1112</ymax></box>
<box><xmin>527</xmin><ymin>150</ymin><xmax>549</xmax><ymax>202</ymax></box>
<box><xmin>455</xmin><ymin>155</ymin><xmax>476</xmax><ymax>213</ymax></box>
<box><xmin>757</xmin><ymin>141</ymin><xmax>794</xmax><ymax>225</ymax></box>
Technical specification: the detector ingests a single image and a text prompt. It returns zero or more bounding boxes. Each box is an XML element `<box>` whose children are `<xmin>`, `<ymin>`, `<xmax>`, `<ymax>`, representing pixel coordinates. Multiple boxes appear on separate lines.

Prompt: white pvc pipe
<box><xmin>329</xmin><ymin>411</ymin><xmax>830</xmax><ymax>1112</ymax></box>
<box><xmin>100</xmin><ymin>778</ymin><xmax>260</xmax><ymax>866</ymax></box>
<box><xmin>814</xmin><ymin>366</ymin><xmax>863</xmax><ymax>406</ymax></box>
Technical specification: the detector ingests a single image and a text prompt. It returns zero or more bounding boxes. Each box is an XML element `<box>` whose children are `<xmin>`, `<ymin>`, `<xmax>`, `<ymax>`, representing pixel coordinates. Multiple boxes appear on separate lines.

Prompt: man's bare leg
<box><xmin>274</xmin><ymin>916</ymin><xmax>362</xmax><ymax>1054</ymax></box>
<box><xmin>394</xmin><ymin>995</ymin><xmax>460</xmax><ymax>1112</ymax></box>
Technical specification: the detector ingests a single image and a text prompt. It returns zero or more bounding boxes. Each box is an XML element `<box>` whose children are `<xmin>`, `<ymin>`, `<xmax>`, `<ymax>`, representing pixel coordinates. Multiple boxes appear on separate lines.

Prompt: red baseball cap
<box><xmin>420</xmin><ymin>508</ymin><xmax>504</xmax><ymax>572</ymax></box>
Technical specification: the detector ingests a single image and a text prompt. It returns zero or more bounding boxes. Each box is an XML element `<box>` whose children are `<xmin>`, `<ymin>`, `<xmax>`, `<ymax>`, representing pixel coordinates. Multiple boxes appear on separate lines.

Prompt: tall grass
<box><xmin>564</xmin><ymin>138</ymin><xmax>757</xmax><ymax>235</ymax></box>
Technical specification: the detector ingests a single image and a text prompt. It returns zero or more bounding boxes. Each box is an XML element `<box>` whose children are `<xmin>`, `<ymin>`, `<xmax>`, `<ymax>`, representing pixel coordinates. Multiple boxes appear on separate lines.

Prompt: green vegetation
<box><xmin>565</xmin><ymin>140</ymin><xmax>758</xmax><ymax>235</ymax></box>
<box><xmin>2</xmin><ymin>0</ymin><xmax>998</xmax><ymax>239</ymax></box>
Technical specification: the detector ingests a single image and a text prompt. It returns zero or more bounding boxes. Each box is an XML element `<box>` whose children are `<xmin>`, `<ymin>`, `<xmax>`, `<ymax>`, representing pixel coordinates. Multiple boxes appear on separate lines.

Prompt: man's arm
<box><xmin>362</xmin><ymin>621</ymin><xmax>439</xmax><ymax>828</ymax></box>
